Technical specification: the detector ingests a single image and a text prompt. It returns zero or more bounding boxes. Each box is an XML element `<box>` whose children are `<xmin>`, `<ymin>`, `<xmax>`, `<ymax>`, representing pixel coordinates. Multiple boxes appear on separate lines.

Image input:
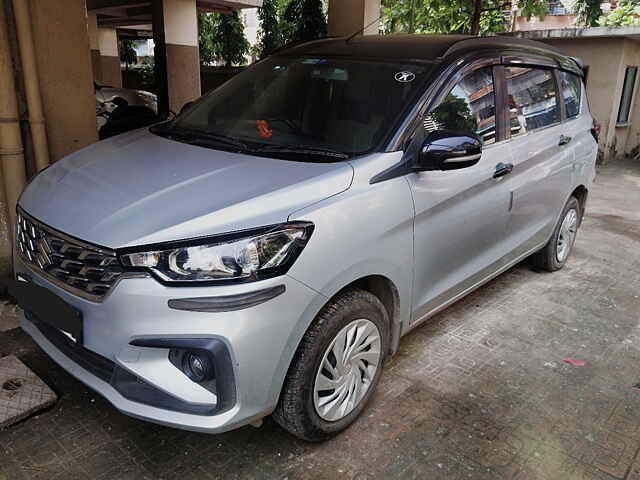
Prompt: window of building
<box><xmin>548</xmin><ymin>0</ymin><xmax>568</xmax><ymax>15</ymax></box>
<box><xmin>559</xmin><ymin>71</ymin><xmax>582</xmax><ymax>119</ymax></box>
<box><xmin>617</xmin><ymin>66</ymin><xmax>638</xmax><ymax>125</ymax></box>
<box><xmin>426</xmin><ymin>67</ymin><xmax>496</xmax><ymax>145</ymax></box>
<box><xmin>506</xmin><ymin>67</ymin><xmax>560</xmax><ymax>137</ymax></box>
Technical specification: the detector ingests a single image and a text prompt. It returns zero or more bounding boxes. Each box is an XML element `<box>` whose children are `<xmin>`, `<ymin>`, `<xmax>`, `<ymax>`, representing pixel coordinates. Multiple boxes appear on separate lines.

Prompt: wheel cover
<box><xmin>313</xmin><ymin>318</ymin><xmax>382</xmax><ymax>422</ymax></box>
<box><xmin>556</xmin><ymin>208</ymin><xmax>578</xmax><ymax>263</ymax></box>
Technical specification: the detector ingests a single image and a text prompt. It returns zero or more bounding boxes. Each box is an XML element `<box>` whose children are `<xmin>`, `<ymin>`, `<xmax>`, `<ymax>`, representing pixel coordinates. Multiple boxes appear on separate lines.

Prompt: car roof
<box><xmin>274</xmin><ymin>34</ymin><xmax>472</xmax><ymax>61</ymax></box>
<box><xmin>274</xmin><ymin>34</ymin><xmax>582</xmax><ymax>73</ymax></box>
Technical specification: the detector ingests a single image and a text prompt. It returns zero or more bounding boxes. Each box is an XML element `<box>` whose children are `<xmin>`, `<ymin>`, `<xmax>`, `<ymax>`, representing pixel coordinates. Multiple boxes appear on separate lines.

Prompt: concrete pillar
<box><xmin>98</xmin><ymin>27</ymin><xmax>121</xmax><ymax>87</ymax></box>
<box><xmin>87</xmin><ymin>11</ymin><xmax>101</xmax><ymax>81</ymax></box>
<box><xmin>328</xmin><ymin>0</ymin><xmax>380</xmax><ymax>37</ymax></box>
<box><xmin>153</xmin><ymin>0</ymin><xmax>200</xmax><ymax>113</ymax></box>
<box><xmin>28</xmin><ymin>0</ymin><xmax>98</xmax><ymax>162</ymax></box>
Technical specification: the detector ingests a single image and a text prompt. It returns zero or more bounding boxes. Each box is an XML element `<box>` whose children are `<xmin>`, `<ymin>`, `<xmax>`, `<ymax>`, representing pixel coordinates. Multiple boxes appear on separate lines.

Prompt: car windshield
<box><xmin>160</xmin><ymin>56</ymin><xmax>432</xmax><ymax>160</ymax></box>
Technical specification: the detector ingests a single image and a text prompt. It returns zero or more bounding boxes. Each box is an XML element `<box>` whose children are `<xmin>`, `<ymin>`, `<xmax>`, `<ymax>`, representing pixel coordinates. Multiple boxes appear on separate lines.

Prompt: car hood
<box><xmin>19</xmin><ymin>129</ymin><xmax>354</xmax><ymax>248</ymax></box>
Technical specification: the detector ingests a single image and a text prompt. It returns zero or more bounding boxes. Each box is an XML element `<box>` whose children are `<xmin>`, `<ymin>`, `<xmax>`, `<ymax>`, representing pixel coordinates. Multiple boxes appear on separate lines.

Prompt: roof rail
<box><xmin>440</xmin><ymin>36</ymin><xmax>565</xmax><ymax>59</ymax></box>
<box><xmin>268</xmin><ymin>36</ymin><xmax>341</xmax><ymax>56</ymax></box>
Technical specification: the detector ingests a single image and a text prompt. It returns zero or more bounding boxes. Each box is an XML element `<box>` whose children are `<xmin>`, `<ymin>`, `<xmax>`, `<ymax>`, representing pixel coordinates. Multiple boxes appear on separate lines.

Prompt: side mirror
<box><xmin>415</xmin><ymin>131</ymin><xmax>482</xmax><ymax>171</ymax></box>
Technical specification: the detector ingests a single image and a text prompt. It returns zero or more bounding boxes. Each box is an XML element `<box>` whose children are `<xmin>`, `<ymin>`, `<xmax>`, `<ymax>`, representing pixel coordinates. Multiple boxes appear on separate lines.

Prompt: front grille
<box><xmin>16</xmin><ymin>209</ymin><xmax>124</xmax><ymax>301</ymax></box>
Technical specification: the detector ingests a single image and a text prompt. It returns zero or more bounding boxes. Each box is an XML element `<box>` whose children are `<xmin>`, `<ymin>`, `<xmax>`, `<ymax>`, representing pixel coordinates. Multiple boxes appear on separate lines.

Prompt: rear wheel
<box><xmin>273</xmin><ymin>288</ymin><xmax>388</xmax><ymax>442</ymax></box>
<box><xmin>531</xmin><ymin>196</ymin><xmax>581</xmax><ymax>272</ymax></box>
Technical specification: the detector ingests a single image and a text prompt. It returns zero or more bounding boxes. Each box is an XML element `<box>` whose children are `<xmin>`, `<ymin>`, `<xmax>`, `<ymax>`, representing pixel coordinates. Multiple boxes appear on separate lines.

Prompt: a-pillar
<box><xmin>98</xmin><ymin>27</ymin><xmax>121</xmax><ymax>87</ymax></box>
<box><xmin>328</xmin><ymin>0</ymin><xmax>381</xmax><ymax>37</ymax></box>
<box><xmin>152</xmin><ymin>0</ymin><xmax>200</xmax><ymax>114</ymax></box>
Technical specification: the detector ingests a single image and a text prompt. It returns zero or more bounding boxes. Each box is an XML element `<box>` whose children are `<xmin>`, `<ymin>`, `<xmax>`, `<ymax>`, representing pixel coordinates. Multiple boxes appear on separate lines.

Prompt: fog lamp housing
<box><xmin>182</xmin><ymin>351</ymin><xmax>215</xmax><ymax>383</ymax></box>
<box><xmin>129</xmin><ymin>337</ymin><xmax>236</xmax><ymax>413</ymax></box>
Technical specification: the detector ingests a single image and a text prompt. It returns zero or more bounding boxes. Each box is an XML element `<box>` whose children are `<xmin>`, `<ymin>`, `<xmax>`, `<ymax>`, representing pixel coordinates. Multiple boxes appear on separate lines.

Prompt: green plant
<box><xmin>139</xmin><ymin>57</ymin><xmax>156</xmax><ymax>92</ymax></box>
<box><xmin>198</xmin><ymin>12</ymin><xmax>218</xmax><ymax>66</ymax></box>
<box><xmin>573</xmin><ymin>0</ymin><xmax>603</xmax><ymax>26</ymax></box>
<box><xmin>381</xmin><ymin>0</ymin><xmax>547</xmax><ymax>35</ymax></box>
<box><xmin>119</xmin><ymin>39</ymin><xmax>137</xmax><ymax>71</ymax></box>
<box><xmin>215</xmin><ymin>11</ymin><xmax>250</xmax><ymax>67</ymax></box>
<box><xmin>282</xmin><ymin>0</ymin><xmax>327</xmax><ymax>43</ymax></box>
<box><xmin>598</xmin><ymin>0</ymin><xmax>640</xmax><ymax>26</ymax></box>
<box><xmin>257</xmin><ymin>0</ymin><xmax>283</xmax><ymax>58</ymax></box>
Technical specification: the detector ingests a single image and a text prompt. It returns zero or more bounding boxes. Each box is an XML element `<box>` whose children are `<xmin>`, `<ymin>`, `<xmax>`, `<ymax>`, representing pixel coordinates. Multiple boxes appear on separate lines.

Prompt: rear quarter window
<box><xmin>559</xmin><ymin>71</ymin><xmax>583</xmax><ymax>119</ymax></box>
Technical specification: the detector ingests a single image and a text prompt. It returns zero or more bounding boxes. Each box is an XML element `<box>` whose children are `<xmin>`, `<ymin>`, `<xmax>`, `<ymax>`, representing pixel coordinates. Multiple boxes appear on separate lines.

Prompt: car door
<box><xmin>502</xmin><ymin>66</ymin><xmax>574</xmax><ymax>258</ymax></box>
<box><xmin>557</xmin><ymin>70</ymin><xmax>597</xmax><ymax>184</ymax></box>
<box><xmin>407</xmin><ymin>64</ymin><xmax>515</xmax><ymax>323</ymax></box>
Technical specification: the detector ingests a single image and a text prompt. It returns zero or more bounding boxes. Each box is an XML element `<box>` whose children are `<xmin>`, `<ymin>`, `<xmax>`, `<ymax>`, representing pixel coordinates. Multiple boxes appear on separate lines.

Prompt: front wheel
<box><xmin>273</xmin><ymin>288</ymin><xmax>389</xmax><ymax>442</ymax></box>
<box><xmin>531</xmin><ymin>196</ymin><xmax>581</xmax><ymax>272</ymax></box>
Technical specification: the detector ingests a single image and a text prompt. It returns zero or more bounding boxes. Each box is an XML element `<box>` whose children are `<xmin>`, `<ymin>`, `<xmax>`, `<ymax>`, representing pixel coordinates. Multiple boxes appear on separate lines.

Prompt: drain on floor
<box><xmin>3</xmin><ymin>377</ymin><xmax>24</xmax><ymax>392</ymax></box>
<box><xmin>0</xmin><ymin>355</ymin><xmax>57</xmax><ymax>428</ymax></box>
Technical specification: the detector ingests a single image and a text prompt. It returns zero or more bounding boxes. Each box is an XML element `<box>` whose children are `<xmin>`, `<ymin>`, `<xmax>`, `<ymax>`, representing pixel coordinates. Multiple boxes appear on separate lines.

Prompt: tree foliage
<box><xmin>257</xmin><ymin>0</ymin><xmax>282</xmax><ymax>58</ymax></box>
<box><xmin>282</xmin><ymin>0</ymin><xmax>327</xmax><ymax>43</ymax></box>
<box><xmin>573</xmin><ymin>0</ymin><xmax>603</xmax><ymax>26</ymax></box>
<box><xmin>198</xmin><ymin>11</ymin><xmax>250</xmax><ymax>67</ymax></box>
<box><xmin>198</xmin><ymin>12</ymin><xmax>218</xmax><ymax>66</ymax></box>
<box><xmin>119</xmin><ymin>39</ymin><xmax>137</xmax><ymax>71</ymax></box>
<box><xmin>216</xmin><ymin>12</ymin><xmax>250</xmax><ymax>67</ymax></box>
<box><xmin>598</xmin><ymin>0</ymin><xmax>640</xmax><ymax>26</ymax></box>
<box><xmin>381</xmin><ymin>0</ymin><xmax>548</xmax><ymax>35</ymax></box>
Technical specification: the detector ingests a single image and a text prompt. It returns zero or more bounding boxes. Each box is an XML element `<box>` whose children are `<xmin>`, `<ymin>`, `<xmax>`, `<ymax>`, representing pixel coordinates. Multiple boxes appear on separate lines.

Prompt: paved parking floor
<box><xmin>1</xmin><ymin>160</ymin><xmax>640</xmax><ymax>480</ymax></box>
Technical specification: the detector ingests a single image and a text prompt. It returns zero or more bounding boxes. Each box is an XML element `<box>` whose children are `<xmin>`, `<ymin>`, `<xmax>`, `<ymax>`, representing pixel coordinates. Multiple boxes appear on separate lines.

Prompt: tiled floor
<box><xmin>1</xmin><ymin>160</ymin><xmax>640</xmax><ymax>479</ymax></box>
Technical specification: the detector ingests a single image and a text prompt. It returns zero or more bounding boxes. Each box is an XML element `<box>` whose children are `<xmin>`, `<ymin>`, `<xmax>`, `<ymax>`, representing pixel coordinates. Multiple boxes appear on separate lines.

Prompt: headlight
<box><xmin>119</xmin><ymin>222</ymin><xmax>313</xmax><ymax>284</ymax></box>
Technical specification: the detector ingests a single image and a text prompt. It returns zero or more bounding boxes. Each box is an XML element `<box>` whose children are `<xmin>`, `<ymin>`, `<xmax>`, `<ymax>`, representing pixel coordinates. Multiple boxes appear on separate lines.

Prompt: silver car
<box><xmin>12</xmin><ymin>35</ymin><xmax>597</xmax><ymax>441</ymax></box>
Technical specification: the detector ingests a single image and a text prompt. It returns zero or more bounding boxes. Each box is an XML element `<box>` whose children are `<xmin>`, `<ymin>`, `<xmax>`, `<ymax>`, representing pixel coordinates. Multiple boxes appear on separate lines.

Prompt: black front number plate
<box><xmin>8</xmin><ymin>279</ymin><xmax>83</xmax><ymax>343</ymax></box>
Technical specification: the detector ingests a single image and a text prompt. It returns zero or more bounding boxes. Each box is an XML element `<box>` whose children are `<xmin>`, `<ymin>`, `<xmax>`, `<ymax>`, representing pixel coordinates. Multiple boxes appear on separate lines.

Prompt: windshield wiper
<box><xmin>156</xmin><ymin>126</ymin><xmax>249</xmax><ymax>151</ymax></box>
<box><xmin>255</xmin><ymin>144</ymin><xmax>349</xmax><ymax>159</ymax></box>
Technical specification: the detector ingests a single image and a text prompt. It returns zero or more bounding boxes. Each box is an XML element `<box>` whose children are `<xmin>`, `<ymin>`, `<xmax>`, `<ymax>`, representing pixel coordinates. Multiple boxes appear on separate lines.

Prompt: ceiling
<box><xmin>87</xmin><ymin>0</ymin><xmax>261</xmax><ymax>28</ymax></box>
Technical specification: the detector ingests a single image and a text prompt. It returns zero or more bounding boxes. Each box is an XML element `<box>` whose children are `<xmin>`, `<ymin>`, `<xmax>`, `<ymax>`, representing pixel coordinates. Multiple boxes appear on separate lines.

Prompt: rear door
<box><xmin>502</xmin><ymin>66</ymin><xmax>574</xmax><ymax>257</ymax></box>
<box><xmin>557</xmin><ymin>71</ymin><xmax>597</xmax><ymax>182</ymax></box>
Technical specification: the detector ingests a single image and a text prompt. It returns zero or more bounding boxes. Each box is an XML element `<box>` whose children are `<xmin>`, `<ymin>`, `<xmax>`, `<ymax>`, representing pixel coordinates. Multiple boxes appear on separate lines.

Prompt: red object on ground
<box><xmin>256</xmin><ymin>120</ymin><xmax>273</xmax><ymax>139</ymax></box>
<box><xmin>563</xmin><ymin>358</ymin><xmax>586</xmax><ymax>367</ymax></box>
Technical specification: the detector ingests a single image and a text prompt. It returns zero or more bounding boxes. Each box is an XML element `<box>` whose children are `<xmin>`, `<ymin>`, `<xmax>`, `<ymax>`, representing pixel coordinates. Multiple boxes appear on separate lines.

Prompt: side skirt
<box><xmin>403</xmin><ymin>241</ymin><xmax>547</xmax><ymax>336</ymax></box>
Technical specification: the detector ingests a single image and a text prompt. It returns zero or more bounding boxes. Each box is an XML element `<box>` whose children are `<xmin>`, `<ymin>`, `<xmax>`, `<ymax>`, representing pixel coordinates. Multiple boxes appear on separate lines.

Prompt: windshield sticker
<box><xmin>256</xmin><ymin>120</ymin><xmax>273</xmax><ymax>139</ymax></box>
<box><xmin>395</xmin><ymin>71</ymin><xmax>416</xmax><ymax>83</ymax></box>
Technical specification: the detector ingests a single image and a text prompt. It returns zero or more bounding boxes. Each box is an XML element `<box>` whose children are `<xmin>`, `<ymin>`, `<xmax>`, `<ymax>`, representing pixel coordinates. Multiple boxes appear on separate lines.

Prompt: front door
<box><xmin>408</xmin><ymin>65</ymin><xmax>514</xmax><ymax>323</ymax></box>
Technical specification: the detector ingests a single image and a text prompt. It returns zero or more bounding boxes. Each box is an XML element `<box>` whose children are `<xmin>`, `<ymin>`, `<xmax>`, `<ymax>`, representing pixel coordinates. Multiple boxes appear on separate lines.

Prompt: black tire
<box><xmin>531</xmin><ymin>196</ymin><xmax>581</xmax><ymax>272</ymax></box>
<box><xmin>273</xmin><ymin>288</ymin><xmax>389</xmax><ymax>442</ymax></box>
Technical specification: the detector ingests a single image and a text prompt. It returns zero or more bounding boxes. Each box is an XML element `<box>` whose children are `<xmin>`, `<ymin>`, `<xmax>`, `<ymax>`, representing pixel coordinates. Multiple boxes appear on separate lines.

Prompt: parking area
<box><xmin>1</xmin><ymin>159</ymin><xmax>640</xmax><ymax>480</ymax></box>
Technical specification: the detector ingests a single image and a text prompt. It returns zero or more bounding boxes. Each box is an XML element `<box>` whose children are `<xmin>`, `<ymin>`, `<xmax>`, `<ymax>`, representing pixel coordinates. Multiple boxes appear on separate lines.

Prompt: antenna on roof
<box><xmin>345</xmin><ymin>15</ymin><xmax>382</xmax><ymax>43</ymax></box>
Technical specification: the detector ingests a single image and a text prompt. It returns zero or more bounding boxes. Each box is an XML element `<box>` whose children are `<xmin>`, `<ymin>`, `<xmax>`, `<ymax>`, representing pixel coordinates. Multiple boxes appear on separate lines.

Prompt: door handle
<box><xmin>493</xmin><ymin>162</ymin><xmax>514</xmax><ymax>178</ymax></box>
<box><xmin>559</xmin><ymin>135</ymin><xmax>572</xmax><ymax>146</ymax></box>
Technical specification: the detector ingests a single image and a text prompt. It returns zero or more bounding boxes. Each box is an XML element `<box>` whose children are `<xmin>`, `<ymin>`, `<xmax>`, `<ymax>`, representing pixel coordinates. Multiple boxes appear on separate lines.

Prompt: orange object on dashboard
<box><xmin>256</xmin><ymin>120</ymin><xmax>273</xmax><ymax>139</ymax></box>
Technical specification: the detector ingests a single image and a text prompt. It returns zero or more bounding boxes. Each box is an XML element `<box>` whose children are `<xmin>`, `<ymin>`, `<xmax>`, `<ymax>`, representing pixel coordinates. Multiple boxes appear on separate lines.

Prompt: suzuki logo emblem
<box><xmin>36</xmin><ymin>237</ymin><xmax>53</xmax><ymax>269</ymax></box>
<box><xmin>395</xmin><ymin>71</ymin><xmax>415</xmax><ymax>83</ymax></box>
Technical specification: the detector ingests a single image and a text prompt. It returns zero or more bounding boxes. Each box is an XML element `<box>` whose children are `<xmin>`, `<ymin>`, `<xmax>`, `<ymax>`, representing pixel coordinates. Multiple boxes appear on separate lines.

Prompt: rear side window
<box><xmin>426</xmin><ymin>67</ymin><xmax>496</xmax><ymax>145</ymax></box>
<box><xmin>559</xmin><ymin>71</ymin><xmax>582</xmax><ymax>119</ymax></box>
<box><xmin>506</xmin><ymin>67</ymin><xmax>560</xmax><ymax>137</ymax></box>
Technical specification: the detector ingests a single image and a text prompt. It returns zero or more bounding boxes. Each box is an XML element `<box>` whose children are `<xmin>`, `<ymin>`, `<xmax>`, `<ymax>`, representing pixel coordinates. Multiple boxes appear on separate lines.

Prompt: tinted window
<box><xmin>426</xmin><ymin>67</ymin><xmax>496</xmax><ymax>145</ymax></box>
<box><xmin>506</xmin><ymin>67</ymin><xmax>560</xmax><ymax>137</ymax></box>
<box><xmin>559</xmin><ymin>71</ymin><xmax>582</xmax><ymax>119</ymax></box>
<box><xmin>170</xmin><ymin>57</ymin><xmax>431</xmax><ymax>156</ymax></box>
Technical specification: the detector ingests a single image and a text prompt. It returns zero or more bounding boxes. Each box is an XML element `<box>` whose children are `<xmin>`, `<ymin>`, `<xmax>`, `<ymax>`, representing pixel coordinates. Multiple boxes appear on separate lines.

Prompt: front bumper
<box><xmin>16</xmin><ymin>256</ymin><xmax>324</xmax><ymax>433</ymax></box>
